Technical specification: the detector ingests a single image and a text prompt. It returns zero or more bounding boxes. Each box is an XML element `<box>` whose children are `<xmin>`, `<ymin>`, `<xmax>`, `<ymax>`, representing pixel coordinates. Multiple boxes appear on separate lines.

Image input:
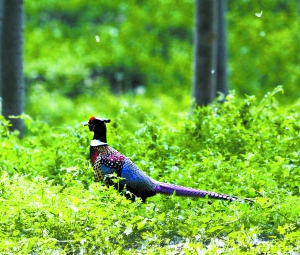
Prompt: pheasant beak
<box><xmin>84</xmin><ymin>122</ymin><xmax>96</xmax><ymax>131</ymax></box>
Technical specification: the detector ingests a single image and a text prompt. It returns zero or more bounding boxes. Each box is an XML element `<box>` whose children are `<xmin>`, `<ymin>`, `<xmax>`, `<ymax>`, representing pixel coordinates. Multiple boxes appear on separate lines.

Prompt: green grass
<box><xmin>1</xmin><ymin>87</ymin><xmax>300</xmax><ymax>253</ymax></box>
<box><xmin>1</xmin><ymin>1</ymin><xmax>298</xmax><ymax>253</ymax></box>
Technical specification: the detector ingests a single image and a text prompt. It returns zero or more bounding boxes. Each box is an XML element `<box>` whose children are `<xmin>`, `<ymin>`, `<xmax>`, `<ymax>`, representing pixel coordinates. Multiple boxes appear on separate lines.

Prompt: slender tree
<box><xmin>0</xmin><ymin>0</ymin><xmax>24</xmax><ymax>137</ymax></box>
<box><xmin>0</xmin><ymin>0</ymin><xmax>3</xmax><ymax>112</ymax></box>
<box><xmin>192</xmin><ymin>0</ymin><xmax>228</xmax><ymax>106</ymax></box>
<box><xmin>192</xmin><ymin>0</ymin><xmax>217</xmax><ymax>106</ymax></box>
<box><xmin>298</xmin><ymin>0</ymin><xmax>300</xmax><ymax>75</ymax></box>
<box><xmin>216</xmin><ymin>0</ymin><xmax>228</xmax><ymax>97</ymax></box>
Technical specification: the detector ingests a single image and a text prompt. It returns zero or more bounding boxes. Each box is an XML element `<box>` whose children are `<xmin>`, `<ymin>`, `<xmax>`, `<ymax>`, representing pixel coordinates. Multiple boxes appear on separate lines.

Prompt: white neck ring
<box><xmin>90</xmin><ymin>140</ymin><xmax>107</xmax><ymax>146</ymax></box>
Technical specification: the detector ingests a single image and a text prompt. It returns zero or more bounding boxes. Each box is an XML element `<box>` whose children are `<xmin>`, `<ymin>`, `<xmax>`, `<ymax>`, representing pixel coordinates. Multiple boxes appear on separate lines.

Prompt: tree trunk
<box><xmin>0</xmin><ymin>0</ymin><xmax>3</xmax><ymax>113</ymax></box>
<box><xmin>298</xmin><ymin>0</ymin><xmax>300</xmax><ymax>76</ymax></box>
<box><xmin>216</xmin><ymin>0</ymin><xmax>228</xmax><ymax>97</ymax></box>
<box><xmin>0</xmin><ymin>0</ymin><xmax>24</xmax><ymax>137</ymax></box>
<box><xmin>192</xmin><ymin>0</ymin><xmax>218</xmax><ymax>106</ymax></box>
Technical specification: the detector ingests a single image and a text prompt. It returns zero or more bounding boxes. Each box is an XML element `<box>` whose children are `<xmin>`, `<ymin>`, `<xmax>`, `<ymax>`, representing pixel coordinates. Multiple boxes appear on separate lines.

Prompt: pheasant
<box><xmin>85</xmin><ymin>116</ymin><xmax>239</xmax><ymax>202</ymax></box>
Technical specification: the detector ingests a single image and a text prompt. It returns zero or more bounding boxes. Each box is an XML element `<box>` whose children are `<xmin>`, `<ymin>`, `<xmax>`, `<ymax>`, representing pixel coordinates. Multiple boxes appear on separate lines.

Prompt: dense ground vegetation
<box><xmin>0</xmin><ymin>0</ymin><xmax>299</xmax><ymax>254</ymax></box>
<box><xmin>1</xmin><ymin>87</ymin><xmax>300</xmax><ymax>253</ymax></box>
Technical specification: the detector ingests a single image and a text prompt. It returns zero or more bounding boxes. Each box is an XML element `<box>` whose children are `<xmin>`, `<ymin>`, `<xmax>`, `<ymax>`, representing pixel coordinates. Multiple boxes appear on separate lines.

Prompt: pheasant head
<box><xmin>85</xmin><ymin>116</ymin><xmax>111</xmax><ymax>142</ymax></box>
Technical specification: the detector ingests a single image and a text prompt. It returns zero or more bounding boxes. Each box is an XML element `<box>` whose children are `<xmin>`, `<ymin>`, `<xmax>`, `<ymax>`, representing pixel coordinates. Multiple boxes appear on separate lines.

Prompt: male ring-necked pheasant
<box><xmin>85</xmin><ymin>116</ymin><xmax>239</xmax><ymax>202</ymax></box>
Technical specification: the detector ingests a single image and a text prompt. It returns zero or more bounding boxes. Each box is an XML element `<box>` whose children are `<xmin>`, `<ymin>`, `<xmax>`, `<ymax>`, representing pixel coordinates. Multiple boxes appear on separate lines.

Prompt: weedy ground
<box><xmin>1</xmin><ymin>87</ymin><xmax>300</xmax><ymax>254</ymax></box>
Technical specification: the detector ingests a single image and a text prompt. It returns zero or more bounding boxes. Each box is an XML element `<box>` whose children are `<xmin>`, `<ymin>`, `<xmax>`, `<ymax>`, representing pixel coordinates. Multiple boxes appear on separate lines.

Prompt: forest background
<box><xmin>22</xmin><ymin>0</ymin><xmax>299</xmax><ymax>125</ymax></box>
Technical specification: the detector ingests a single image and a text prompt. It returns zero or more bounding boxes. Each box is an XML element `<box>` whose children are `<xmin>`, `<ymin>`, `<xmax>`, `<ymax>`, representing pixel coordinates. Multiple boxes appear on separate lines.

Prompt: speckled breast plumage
<box><xmin>91</xmin><ymin>145</ymin><xmax>126</xmax><ymax>185</ymax></box>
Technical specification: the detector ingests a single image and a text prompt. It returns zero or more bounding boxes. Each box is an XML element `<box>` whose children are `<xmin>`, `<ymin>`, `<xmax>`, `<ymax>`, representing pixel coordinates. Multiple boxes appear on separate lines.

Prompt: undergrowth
<box><xmin>1</xmin><ymin>87</ymin><xmax>300</xmax><ymax>254</ymax></box>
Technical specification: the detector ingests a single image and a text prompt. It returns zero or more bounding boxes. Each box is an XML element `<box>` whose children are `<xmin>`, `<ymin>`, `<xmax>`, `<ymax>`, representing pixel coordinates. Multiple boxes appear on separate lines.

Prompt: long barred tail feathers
<box><xmin>154</xmin><ymin>182</ymin><xmax>239</xmax><ymax>202</ymax></box>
